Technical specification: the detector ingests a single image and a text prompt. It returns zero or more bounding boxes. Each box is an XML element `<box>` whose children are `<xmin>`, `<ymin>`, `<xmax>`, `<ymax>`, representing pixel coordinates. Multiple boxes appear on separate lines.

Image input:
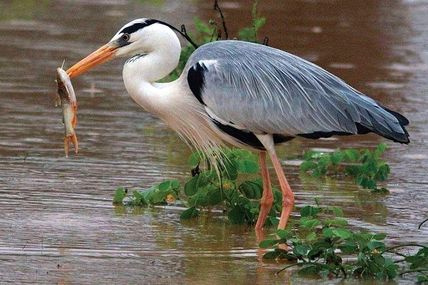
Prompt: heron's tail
<box><xmin>356</xmin><ymin>105</ymin><xmax>410</xmax><ymax>144</ymax></box>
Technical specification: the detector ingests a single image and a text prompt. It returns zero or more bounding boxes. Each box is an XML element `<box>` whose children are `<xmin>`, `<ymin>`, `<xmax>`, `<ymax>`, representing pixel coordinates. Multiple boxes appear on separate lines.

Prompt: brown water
<box><xmin>0</xmin><ymin>0</ymin><xmax>427</xmax><ymax>284</ymax></box>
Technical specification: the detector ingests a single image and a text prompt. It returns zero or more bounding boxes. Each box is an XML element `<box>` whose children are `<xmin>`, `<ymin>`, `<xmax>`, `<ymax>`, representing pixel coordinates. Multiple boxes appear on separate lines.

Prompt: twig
<box><xmin>152</xmin><ymin>20</ymin><xmax>199</xmax><ymax>49</ymax></box>
<box><xmin>275</xmin><ymin>263</ymin><xmax>300</xmax><ymax>275</ymax></box>
<box><xmin>385</xmin><ymin>243</ymin><xmax>427</xmax><ymax>253</ymax></box>
<box><xmin>418</xmin><ymin>217</ymin><xmax>428</xmax><ymax>229</ymax></box>
<box><xmin>262</xmin><ymin>36</ymin><xmax>269</xmax><ymax>46</ymax></box>
<box><xmin>180</xmin><ymin>24</ymin><xmax>199</xmax><ymax>48</ymax></box>
<box><xmin>399</xmin><ymin>269</ymin><xmax>428</xmax><ymax>276</ymax></box>
<box><xmin>214</xmin><ymin>0</ymin><xmax>229</xmax><ymax>39</ymax></box>
<box><xmin>338</xmin><ymin>264</ymin><xmax>347</xmax><ymax>278</ymax></box>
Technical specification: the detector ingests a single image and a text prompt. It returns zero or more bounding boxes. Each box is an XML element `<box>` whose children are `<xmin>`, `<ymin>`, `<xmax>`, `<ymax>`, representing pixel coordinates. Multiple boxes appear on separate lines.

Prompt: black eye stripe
<box><xmin>119</xmin><ymin>19</ymin><xmax>158</xmax><ymax>35</ymax></box>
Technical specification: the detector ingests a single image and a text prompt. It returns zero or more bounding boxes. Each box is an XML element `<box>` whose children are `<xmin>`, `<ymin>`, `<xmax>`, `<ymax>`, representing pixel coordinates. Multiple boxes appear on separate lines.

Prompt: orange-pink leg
<box><xmin>268</xmin><ymin>151</ymin><xmax>295</xmax><ymax>229</ymax></box>
<box><xmin>255</xmin><ymin>151</ymin><xmax>273</xmax><ymax>230</ymax></box>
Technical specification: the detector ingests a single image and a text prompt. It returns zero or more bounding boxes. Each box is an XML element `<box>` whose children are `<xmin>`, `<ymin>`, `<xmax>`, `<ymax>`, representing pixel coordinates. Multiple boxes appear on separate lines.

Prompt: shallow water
<box><xmin>0</xmin><ymin>0</ymin><xmax>427</xmax><ymax>284</ymax></box>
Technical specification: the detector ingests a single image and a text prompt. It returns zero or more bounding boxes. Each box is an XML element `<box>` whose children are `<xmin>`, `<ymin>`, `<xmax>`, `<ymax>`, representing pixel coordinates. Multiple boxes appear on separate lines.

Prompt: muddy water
<box><xmin>0</xmin><ymin>0</ymin><xmax>427</xmax><ymax>284</ymax></box>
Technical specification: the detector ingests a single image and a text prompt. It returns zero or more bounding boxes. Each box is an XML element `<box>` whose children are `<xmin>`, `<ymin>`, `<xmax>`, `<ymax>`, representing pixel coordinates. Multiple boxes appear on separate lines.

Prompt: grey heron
<box><xmin>66</xmin><ymin>18</ymin><xmax>409</xmax><ymax>230</ymax></box>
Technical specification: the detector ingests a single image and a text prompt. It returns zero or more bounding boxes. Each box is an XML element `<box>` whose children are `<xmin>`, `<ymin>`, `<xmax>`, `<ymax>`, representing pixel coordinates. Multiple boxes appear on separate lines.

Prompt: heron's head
<box><xmin>67</xmin><ymin>18</ymin><xmax>179</xmax><ymax>78</ymax></box>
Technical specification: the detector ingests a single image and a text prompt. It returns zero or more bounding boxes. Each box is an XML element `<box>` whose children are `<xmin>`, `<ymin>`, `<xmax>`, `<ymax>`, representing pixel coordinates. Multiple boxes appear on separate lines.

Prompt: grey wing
<box><xmin>185</xmin><ymin>41</ymin><xmax>409</xmax><ymax>144</ymax></box>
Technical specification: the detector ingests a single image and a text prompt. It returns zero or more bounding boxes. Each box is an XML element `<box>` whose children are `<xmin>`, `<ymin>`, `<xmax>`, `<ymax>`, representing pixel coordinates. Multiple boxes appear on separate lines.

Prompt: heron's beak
<box><xmin>67</xmin><ymin>42</ymin><xmax>118</xmax><ymax>79</ymax></box>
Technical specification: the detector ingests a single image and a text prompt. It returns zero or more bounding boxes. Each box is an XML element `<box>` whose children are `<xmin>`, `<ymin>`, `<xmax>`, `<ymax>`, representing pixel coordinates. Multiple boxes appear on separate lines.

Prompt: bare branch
<box><xmin>262</xmin><ymin>36</ymin><xmax>269</xmax><ymax>46</ymax></box>
<box><xmin>214</xmin><ymin>0</ymin><xmax>229</xmax><ymax>39</ymax></box>
<box><xmin>179</xmin><ymin>24</ymin><xmax>199</xmax><ymax>48</ymax></box>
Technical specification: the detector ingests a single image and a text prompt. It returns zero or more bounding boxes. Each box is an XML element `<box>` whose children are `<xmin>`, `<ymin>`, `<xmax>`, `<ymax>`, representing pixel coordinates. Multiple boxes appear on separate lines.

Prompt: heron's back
<box><xmin>184</xmin><ymin>40</ymin><xmax>409</xmax><ymax>146</ymax></box>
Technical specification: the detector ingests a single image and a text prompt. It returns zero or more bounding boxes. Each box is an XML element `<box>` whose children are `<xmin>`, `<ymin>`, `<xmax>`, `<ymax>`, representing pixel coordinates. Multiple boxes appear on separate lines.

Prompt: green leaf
<box><xmin>374</xmin><ymin>143</ymin><xmax>387</xmax><ymax>157</ymax></box>
<box><xmin>184</xmin><ymin>175</ymin><xmax>201</xmax><ymax>196</ymax></box>
<box><xmin>300</xmin><ymin>205</ymin><xmax>320</xmax><ymax>217</ymax></box>
<box><xmin>293</xmin><ymin>244</ymin><xmax>310</xmax><ymax>257</ymax></box>
<box><xmin>223</xmin><ymin>159</ymin><xmax>238</xmax><ymax>180</ymax></box>
<box><xmin>323</xmin><ymin>218</ymin><xmax>348</xmax><ymax>227</ymax></box>
<box><xmin>228</xmin><ymin>206</ymin><xmax>246</xmax><ymax>224</ymax></box>
<box><xmin>322</xmin><ymin>228</ymin><xmax>334</xmax><ymax>238</ymax></box>
<box><xmin>371</xmin><ymin>187</ymin><xmax>389</xmax><ymax>194</ymax></box>
<box><xmin>158</xmin><ymin>181</ymin><xmax>170</xmax><ymax>191</ymax></box>
<box><xmin>375</xmin><ymin>164</ymin><xmax>390</xmax><ymax>181</ymax></box>
<box><xmin>298</xmin><ymin>264</ymin><xmax>321</xmax><ymax>276</ymax></box>
<box><xmin>151</xmin><ymin>189</ymin><xmax>167</xmax><ymax>204</ymax></box>
<box><xmin>277</xmin><ymin>229</ymin><xmax>292</xmax><ymax>240</ymax></box>
<box><xmin>417</xmin><ymin>274</ymin><xmax>428</xmax><ymax>283</ymax></box>
<box><xmin>263</xmin><ymin>250</ymin><xmax>281</xmax><ymax>259</ymax></box>
<box><xmin>300</xmin><ymin>160</ymin><xmax>317</xmax><ymax>172</ymax></box>
<box><xmin>367</xmin><ymin>240</ymin><xmax>385</xmax><ymax>251</ymax></box>
<box><xmin>327</xmin><ymin>206</ymin><xmax>344</xmax><ymax>217</ymax></box>
<box><xmin>339</xmin><ymin>242</ymin><xmax>358</xmax><ymax>254</ymax></box>
<box><xmin>132</xmin><ymin>190</ymin><xmax>147</xmax><ymax>206</ymax></box>
<box><xmin>188</xmin><ymin>151</ymin><xmax>201</xmax><ymax>168</ymax></box>
<box><xmin>259</xmin><ymin>239</ymin><xmax>279</xmax><ymax>249</ymax></box>
<box><xmin>332</xmin><ymin>228</ymin><xmax>353</xmax><ymax>239</ymax></box>
<box><xmin>113</xmin><ymin>187</ymin><xmax>127</xmax><ymax>205</ymax></box>
<box><xmin>373</xmin><ymin>233</ymin><xmax>387</xmax><ymax>240</ymax></box>
<box><xmin>273</xmin><ymin>189</ymin><xmax>282</xmax><ymax>211</ymax></box>
<box><xmin>180</xmin><ymin>207</ymin><xmax>199</xmax><ymax>220</ymax></box>
<box><xmin>206</xmin><ymin>187</ymin><xmax>224</xmax><ymax>205</ymax></box>
<box><xmin>239</xmin><ymin>180</ymin><xmax>262</xmax><ymax>199</ymax></box>
<box><xmin>267</xmin><ymin>216</ymin><xmax>279</xmax><ymax>226</ymax></box>
<box><xmin>344</xmin><ymin>149</ymin><xmax>360</xmax><ymax>161</ymax></box>
<box><xmin>307</xmin><ymin>247</ymin><xmax>323</xmax><ymax>260</ymax></box>
<box><xmin>170</xmin><ymin>179</ymin><xmax>180</xmax><ymax>189</ymax></box>
<box><xmin>330</xmin><ymin>151</ymin><xmax>344</xmax><ymax>165</ymax></box>
<box><xmin>237</xmin><ymin>159</ymin><xmax>259</xmax><ymax>173</ymax></box>
<box><xmin>193</xmin><ymin>16</ymin><xmax>215</xmax><ymax>36</ymax></box>
<box><xmin>253</xmin><ymin>17</ymin><xmax>266</xmax><ymax>30</ymax></box>
<box><xmin>303</xmin><ymin>150</ymin><xmax>317</xmax><ymax>160</ymax></box>
<box><xmin>300</xmin><ymin>217</ymin><xmax>321</xmax><ymax>229</ymax></box>
<box><xmin>305</xmin><ymin>232</ymin><xmax>317</xmax><ymax>241</ymax></box>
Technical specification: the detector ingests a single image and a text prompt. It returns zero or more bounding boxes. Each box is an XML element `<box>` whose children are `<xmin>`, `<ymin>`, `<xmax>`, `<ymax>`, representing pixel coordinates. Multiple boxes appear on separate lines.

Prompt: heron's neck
<box><xmin>122</xmin><ymin>40</ymin><xmax>181</xmax><ymax>113</ymax></box>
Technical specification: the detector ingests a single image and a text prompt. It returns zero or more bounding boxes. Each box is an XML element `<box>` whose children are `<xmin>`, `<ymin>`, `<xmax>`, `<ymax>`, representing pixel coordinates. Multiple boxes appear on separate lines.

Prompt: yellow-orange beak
<box><xmin>66</xmin><ymin>43</ymin><xmax>117</xmax><ymax>79</ymax></box>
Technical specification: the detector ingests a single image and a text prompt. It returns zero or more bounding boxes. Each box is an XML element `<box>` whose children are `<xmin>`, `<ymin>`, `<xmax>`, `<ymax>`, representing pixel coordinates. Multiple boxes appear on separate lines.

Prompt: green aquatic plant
<box><xmin>113</xmin><ymin>143</ymin><xmax>394</xmax><ymax>225</ymax></box>
<box><xmin>113</xmin><ymin>180</ymin><xmax>180</xmax><ymax>207</ymax></box>
<box><xmin>261</xmin><ymin>204</ymin><xmax>428</xmax><ymax>282</ymax></box>
<box><xmin>300</xmin><ymin>143</ymin><xmax>390</xmax><ymax>193</ymax></box>
<box><xmin>113</xmin><ymin>148</ymin><xmax>281</xmax><ymax>225</ymax></box>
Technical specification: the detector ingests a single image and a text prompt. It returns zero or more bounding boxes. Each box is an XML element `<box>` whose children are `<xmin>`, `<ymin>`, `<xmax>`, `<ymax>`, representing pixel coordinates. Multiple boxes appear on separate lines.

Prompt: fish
<box><xmin>56</xmin><ymin>67</ymin><xmax>78</xmax><ymax>157</ymax></box>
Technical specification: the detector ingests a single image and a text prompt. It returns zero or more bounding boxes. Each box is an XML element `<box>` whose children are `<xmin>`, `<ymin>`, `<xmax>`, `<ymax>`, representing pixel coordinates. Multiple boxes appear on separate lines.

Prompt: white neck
<box><xmin>122</xmin><ymin>27</ymin><xmax>181</xmax><ymax>114</ymax></box>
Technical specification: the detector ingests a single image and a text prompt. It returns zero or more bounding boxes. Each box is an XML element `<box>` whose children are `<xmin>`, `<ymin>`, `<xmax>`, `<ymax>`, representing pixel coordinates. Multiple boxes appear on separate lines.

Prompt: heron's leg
<box><xmin>267</xmin><ymin>151</ymin><xmax>295</xmax><ymax>230</ymax></box>
<box><xmin>255</xmin><ymin>151</ymin><xmax>273</xmax><ymax>230</ymax></box>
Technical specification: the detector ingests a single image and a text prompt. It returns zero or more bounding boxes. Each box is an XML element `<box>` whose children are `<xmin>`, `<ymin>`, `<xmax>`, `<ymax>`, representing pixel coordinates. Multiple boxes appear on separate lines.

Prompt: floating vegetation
<box><xmin>113</xmin><ymin>149</ymin><xmax>279</xmax><ymax>225</ymax></box>
<box><xmin>114</xmin><ymin>144</ymin><xmax>394</xmax><ymax>225</ymax></box>
<box><xmin>300</xmin><ymin>143</ymin><xmax>390</xmax><ymax>193</ymax></box>
<box><xmin>260</xmin><ymin>203</ymin><xmax>428</xmax><ymax>283</ymax></box>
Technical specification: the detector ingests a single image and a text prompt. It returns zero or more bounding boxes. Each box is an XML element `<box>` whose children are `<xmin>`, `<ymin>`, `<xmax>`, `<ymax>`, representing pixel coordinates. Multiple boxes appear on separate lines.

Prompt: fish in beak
<box><xmin>56</xmin><ymin>67</ymin><xmax>78</xmax><ymax>157</ymax></box>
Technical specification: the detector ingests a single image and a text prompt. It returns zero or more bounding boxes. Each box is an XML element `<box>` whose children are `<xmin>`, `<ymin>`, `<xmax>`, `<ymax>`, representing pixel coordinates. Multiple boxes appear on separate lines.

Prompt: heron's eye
<box><xmin>121</xmin><ymin>33</ymin><xmax>130</xmax><ymax>42</ymax></box>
